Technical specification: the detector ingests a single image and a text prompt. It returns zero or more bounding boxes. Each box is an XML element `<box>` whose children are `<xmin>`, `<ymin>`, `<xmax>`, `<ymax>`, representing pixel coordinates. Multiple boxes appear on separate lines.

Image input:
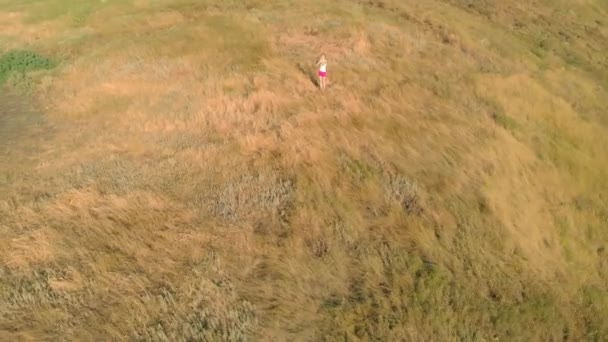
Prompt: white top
<box><xmin>319</xmin><ymin>63</ymin><xmax>327</xmax><ymax>72</ymax></box>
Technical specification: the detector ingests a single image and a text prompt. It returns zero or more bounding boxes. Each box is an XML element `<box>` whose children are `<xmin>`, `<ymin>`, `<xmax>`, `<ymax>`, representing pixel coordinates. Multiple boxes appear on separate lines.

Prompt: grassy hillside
<box><xmin>1</xmin><ymin>0</ymin><xmax>607</xmax><ymax>340</ymax></box>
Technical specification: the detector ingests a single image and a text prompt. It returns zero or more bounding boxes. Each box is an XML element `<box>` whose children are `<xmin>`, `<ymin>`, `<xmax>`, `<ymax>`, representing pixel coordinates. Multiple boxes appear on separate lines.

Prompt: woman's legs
<box><xmin>318</xmin><ymin>72</ymin><xmax>327</xmax><ymax>90</ymax></box>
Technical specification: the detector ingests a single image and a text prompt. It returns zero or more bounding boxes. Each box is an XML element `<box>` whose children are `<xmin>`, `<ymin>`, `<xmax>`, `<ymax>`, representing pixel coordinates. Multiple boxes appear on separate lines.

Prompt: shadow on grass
<box><xmin>296</xmin><ymin>62</ymin><xmax>318</xmax><ymax>89</ymax></box>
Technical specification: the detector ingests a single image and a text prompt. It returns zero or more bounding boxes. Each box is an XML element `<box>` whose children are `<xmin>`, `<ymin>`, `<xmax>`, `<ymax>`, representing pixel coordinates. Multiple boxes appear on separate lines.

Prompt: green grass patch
<box><xmin>1</xmin><ymin>0</ymin><xmax>607</xmax><ymax>340</ymax></box>
<box><xmin>0</xmin><ymin>50</ymin><xmax>54</xmax><ymax>84</ymax></box>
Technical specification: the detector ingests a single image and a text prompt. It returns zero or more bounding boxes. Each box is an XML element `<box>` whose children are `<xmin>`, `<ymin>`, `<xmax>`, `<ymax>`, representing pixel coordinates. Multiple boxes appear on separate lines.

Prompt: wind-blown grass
<box><xmin>1</xmin><ymin>0</ymin><xmax>607</xmax><ymax>340</ymax></box>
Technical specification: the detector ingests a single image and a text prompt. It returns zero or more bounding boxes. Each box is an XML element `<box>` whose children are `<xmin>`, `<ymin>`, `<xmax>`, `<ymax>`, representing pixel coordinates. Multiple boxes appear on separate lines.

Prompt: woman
<box><xmin>316</xmin><ymin>54</ymin><xmax>328</xmax><ymax>90</ymax></box>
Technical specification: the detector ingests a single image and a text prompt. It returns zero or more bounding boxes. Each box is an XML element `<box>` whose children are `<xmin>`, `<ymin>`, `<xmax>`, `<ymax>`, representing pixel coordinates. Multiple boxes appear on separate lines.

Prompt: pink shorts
<box><xmin>319</xmin><ymin>71</ymin><xmax>327</xmax><ymax>78</ymax></box>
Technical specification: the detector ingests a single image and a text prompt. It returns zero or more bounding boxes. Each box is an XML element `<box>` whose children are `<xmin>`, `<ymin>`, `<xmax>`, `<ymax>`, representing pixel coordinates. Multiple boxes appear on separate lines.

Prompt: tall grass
<box><xmin>1</xmin><ymin>0</ymin><xmax>607</xmax><ymax>340</ymax></box>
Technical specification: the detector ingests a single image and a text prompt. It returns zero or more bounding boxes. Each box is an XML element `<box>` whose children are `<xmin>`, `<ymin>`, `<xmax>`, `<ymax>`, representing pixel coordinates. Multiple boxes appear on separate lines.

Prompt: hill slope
<box><xmin>1</xmin><ymin>0</ymin><xmax>607</xmax><ymax>340</ymax></box>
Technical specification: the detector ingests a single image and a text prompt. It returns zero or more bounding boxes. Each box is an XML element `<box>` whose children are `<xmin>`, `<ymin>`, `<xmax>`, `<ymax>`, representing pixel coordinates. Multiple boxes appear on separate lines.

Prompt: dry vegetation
<box><xmin>1</xmin><ymin>0</ymin><xmax>608</xmax><ymax>340</ymax></box>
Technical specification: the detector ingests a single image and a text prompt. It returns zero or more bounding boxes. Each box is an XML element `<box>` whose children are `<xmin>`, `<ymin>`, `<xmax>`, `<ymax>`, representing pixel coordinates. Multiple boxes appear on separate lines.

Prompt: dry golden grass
<box><xmin>0</xmin><ymin>12</ymin><xmax>59</xmax><ymax>49</ymax></box>
<box><xmin>1</xmin><ymin>0</ymin><xmax>608</xmax><ymax>340</ymax></box>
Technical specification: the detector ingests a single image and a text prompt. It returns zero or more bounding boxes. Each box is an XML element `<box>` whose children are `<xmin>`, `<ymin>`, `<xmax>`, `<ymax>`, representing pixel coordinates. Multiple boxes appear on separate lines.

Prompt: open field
<box><xmin>1</xmin><ymin>0</ymin><xmax>607</xmax><ymax>340</ymax></box>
